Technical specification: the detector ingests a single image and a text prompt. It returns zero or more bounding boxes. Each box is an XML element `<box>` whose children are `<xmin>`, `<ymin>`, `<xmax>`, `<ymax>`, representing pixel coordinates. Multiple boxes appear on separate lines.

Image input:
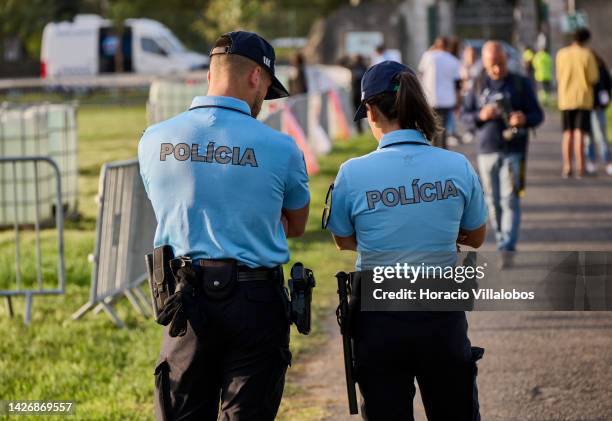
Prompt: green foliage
<box><xmin>103</xmin><ymin>0</ymin><xmax>210</xmax><ymax>52</ymax></box>
<box><xmin>196</xmin><ymin>0</ymin><xmax>347</xmax><ymax>42</ymax></box>
<box><xmin>0</xmin><ymin>0</ymin><xmax>349</xmax><ymax>63</ymax></box>
<box><xmin>0</xmin><ymin>0</ymin><xmax>51</xmax><ymax>58</ymax></box>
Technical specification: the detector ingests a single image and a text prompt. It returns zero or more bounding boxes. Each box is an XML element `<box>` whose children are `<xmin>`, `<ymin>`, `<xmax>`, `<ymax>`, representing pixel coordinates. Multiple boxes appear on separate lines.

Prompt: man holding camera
<box><xmin>462</xmin><ymin>41</ymin><xmax>544</xmax><ymax>255</ymax></box>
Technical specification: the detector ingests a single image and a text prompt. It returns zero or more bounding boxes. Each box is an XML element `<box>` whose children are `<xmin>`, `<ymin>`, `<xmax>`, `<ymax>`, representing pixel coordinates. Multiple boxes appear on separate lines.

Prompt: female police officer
<box><xmin>325</xmin><ymin>61</ymin><xmax>488</xmax><ymax>420</ymax></box>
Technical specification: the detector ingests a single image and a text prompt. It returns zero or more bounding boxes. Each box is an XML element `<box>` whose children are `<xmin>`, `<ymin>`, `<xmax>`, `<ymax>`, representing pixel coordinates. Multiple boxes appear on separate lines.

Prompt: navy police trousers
<box><xmin>354</xmin><ymin>311</ymin><xmax>483</xmax><ymax>421</ymax></box>
<box><xmin>154</xmin><ymin>277</ymin><xmax>291</xmax><ymax>421</ymax></box>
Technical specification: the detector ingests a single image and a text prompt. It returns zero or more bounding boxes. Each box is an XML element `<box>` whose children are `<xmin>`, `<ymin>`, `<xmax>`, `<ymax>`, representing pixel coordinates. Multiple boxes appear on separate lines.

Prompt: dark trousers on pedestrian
<box><xmin>353</xmin><ymin>94</ymin><xmax>364</xmax><ymax>133</ymax></box>
<box><xmin>154</xmin><ymin>277</ymin><xmax>291</xmax><ymax>421</ymax></box>
<box><xmin>433</xmin><ymin>107</ymin><xmax>453</xmax><ymax>149</ymax></box>
<box><xmin>354</xmin><ymin>311</ymin><xmax>483</xmax><ymax>421</ymax></box>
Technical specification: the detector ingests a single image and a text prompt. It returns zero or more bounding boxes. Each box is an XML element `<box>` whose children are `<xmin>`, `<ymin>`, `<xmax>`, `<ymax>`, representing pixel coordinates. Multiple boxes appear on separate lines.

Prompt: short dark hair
<box><xmin>573</xmin><ymin>28</ymin><xmax>591</xmax><ymax>44</ymax></box>
<box><xmin>433</xmin><ymin>36</ymin><xmax>448</xmax><ymax>50</ymax></box>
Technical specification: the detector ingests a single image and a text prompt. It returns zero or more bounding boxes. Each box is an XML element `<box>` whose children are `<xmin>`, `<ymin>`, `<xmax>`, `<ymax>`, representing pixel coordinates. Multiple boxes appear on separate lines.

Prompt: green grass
<box><xmin>0</xmin><ymin>104</ymin><xmax>375</xmax><ymax>420</ymax></box>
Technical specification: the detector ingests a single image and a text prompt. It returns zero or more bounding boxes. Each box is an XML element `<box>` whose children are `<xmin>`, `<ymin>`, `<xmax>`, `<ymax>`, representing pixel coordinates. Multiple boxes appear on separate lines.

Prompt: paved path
<box><xmin>289</xmin><ymin>111</ymin><xmax>612</xmax><ymax>421</ymax></box>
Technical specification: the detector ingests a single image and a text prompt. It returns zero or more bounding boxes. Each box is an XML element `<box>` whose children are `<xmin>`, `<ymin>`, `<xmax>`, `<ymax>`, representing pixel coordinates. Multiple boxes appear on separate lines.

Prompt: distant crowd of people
<box><xmin>326</xmin><ymin>31</ymin><xmax>611</xmax><ymax>179</ymax></box>
<box><xmin>364</xmin><ymin>37</ymin><xmax>543</xmax><ymax>255</ymax></box>
<box><xmin>334</xmin><ymin>37</ymin><xmax>543</xmax><ymax>255</ymax></box>
<box><xmin>287</xmin><ymin>30</ymin><xmax>610</xmax><ymax>254</ymax></box>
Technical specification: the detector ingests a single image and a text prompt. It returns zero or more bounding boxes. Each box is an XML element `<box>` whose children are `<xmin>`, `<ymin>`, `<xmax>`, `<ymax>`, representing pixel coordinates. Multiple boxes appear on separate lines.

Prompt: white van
<box><xmin>41</xmin><ymin>14</ymin><xmax>208</xmax><ymax>78</ymax></box>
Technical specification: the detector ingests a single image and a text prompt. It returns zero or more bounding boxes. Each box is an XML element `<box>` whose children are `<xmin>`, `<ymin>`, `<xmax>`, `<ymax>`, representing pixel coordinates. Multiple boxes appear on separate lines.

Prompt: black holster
<box><xmin>288</xmin><ymin>262</ymin><xmax>316</xmax><ymax>335</ymax></box>
<box><xmin>146</xmin><ymin>245</ymin><xmax>176</xmax><ymax>323</ymax></box>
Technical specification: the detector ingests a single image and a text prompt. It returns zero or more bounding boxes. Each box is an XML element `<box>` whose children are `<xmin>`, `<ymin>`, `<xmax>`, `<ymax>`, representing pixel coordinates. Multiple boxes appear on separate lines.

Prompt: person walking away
<box><xmin>556</xmin><ymin>28</ymin><xmax>599</xmax><ymax>178</ymax></box>
<box><xmin>585</xmin><ymin>51</ymin><xmax>612</xmax><ymax>176</ymax></box>
<box><xmin>445</xmin><ymin>36</ymin><xmax>462</xmax><ymax>146</ymax></box>
<box><xmin>418</xmin><ymin>37</ymin><xmax>462</xmax><ymax>149</ymax></box>
<box><xmin>462</xmin><ymin>41</ymin><xmax>544</xmax><ymax>256</ymax></box>
<box><xmin>460</xmin><ymin>46</ymin><xmax>482</xmax><ymax>99</ymax></box>
<box><xmin>370</xmin><ymin>44</ymin><xmax>384</xmax><ymax>66</ymax></box>
<box><xmin>460</xmin><ymin>46</ymin><xmax>482</xmax><ymax>144</ymax></box>
<box><xmin>447</xmin><ymin>36</ymin><xmax>460</xmax><ymax>59</ymax></box>
<box><xmin>349</xmin><ymin>55</ymin><xmax>369</xmax><ymax>134</ymax></box>
<box><xmin>289</xmin><ymin>52</ymin><xmax>308</xmax><ymax>96</ymax></box>
<box><xmin>532</xmin><ymin>47</ymin><xmax>553</xmax><ymax>106</ymax></box>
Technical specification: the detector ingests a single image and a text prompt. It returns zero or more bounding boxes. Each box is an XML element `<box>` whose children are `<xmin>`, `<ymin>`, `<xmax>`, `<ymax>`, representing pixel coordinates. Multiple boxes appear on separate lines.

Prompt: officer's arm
<box><xmin>457</xmin><ymin>224</ymin><xmax>486</xmax><ymax>249</ymax></box>
<box><xmin>282</xmin><ymin>203</ymin><xmax>309</xmax><ymax>238</ymax></box>
<box><xmin>332</xmin><ymin>233</ymin><xmax>357</xmax><ymax>251</ymax></box>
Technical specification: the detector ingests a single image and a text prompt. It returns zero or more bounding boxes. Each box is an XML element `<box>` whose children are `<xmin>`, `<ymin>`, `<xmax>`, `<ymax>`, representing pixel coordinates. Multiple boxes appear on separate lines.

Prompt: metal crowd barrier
<box><xmin>0</xmin><ymin>156</ymin><xmax>65</xmax><ymax>325</ymax></box>
<box><xmin>72</xmin><ymin>159</ymin><xmax>155</xmax><ymax>327</ymax></box>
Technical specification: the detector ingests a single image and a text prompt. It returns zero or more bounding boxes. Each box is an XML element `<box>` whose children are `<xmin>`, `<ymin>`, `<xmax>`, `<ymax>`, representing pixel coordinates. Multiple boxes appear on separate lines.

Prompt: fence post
<box><xmin>0</xmin><ymin>156</ymin><xmax>65</xmax><ymax>325</ymax></box>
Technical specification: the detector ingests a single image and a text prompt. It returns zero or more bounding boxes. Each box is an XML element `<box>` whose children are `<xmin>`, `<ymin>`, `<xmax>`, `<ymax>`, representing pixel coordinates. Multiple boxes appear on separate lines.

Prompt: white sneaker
<box><xmin>606</xmin><ymin>163</ymin><xmax>612</xmax><ymax>176</ymax></box>
<box><xmin>585</xmin><ymin>161</ymin><xmax>597</xmax><ymax>175</ymax></box>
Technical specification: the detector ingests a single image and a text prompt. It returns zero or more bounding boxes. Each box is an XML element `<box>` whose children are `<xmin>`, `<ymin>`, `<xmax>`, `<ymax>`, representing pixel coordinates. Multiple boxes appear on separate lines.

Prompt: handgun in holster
<box><xmin>145</xmin><ymin>245</ymin><xmax>176</xmax><ymax>322</ymax></box>
<box><xmin>288</xmin><ymin>262</ymin><xmax>316</xmax><ymax>335</ymax></box>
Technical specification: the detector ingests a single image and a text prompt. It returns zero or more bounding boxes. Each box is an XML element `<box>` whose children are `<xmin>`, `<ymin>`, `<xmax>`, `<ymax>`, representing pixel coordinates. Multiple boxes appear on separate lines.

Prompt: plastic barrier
<box><xmin>0</xmin><ymin>103</ymin><xmax>79</xmax><ymax>225</ymax></box>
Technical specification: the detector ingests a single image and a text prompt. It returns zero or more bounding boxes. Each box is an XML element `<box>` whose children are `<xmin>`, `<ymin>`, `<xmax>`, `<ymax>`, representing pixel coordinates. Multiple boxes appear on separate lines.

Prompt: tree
<box><xmin>195</xmin><ymin>0</ymin><xmax>348</xmax><ymax>43</ymax></box>
<box><xmin>0</xmin><ymin>0</ymin><xmax>351</xmax><ymax>70</ymax></box>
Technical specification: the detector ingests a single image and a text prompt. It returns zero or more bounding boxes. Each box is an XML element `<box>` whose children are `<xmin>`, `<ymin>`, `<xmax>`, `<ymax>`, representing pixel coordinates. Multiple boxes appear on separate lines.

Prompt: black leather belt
<box><xmin>191</xmin><ymin>259</ymin><xmax>282</xmax><ymax>282</ymax></box>
<box><xmin>236</xmin><ymin>266</ymin><xmax>281</xmax><ymax>282</ymax></box>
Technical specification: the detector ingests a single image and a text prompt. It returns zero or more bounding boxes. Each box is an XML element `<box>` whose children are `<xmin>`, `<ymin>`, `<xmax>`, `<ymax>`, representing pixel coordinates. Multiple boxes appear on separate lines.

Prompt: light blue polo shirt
<box><xmin>138</xmin><ymin>96</ymin><xmax>310</xmax><ymax>268</ymax></box>
<box><xmin>326</xmin><ymin>129</ymin><xmax>487</xmax><ymax>269</ymax></box>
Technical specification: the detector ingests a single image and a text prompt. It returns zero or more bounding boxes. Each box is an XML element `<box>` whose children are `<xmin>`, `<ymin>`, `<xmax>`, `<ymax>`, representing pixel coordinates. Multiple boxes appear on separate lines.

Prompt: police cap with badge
<box><xmin>209</xmin><ymin>31</ymin><xmax>289</xmax><ymax>100</ymax></box>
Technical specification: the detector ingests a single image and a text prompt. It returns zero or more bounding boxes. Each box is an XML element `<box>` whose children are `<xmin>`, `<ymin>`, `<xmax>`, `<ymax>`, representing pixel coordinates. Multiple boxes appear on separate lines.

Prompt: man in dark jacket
<box><xmin>462</xmin><ymin>41</ymin><xmax>544</xmax><ymax>254</ymax></box>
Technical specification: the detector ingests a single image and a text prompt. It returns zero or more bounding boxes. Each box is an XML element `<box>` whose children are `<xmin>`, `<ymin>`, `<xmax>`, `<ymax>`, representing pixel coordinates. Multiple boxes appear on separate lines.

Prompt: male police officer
<box><xmin>138</xmin><ymin>31</ymin><xmax>310</xmax><ymax>420</ymax></box>
<box><xmin>326</xmin><ymin>61</ymin><xmax>487</xmax><ymax>420</ymax></box>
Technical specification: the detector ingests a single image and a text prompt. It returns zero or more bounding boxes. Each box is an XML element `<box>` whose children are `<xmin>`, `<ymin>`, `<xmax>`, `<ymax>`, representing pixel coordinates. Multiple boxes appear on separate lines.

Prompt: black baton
<box><xmin>336</xmin><ymin>271</ymin><xmax>358</xmax><ymax>414</ymax></box>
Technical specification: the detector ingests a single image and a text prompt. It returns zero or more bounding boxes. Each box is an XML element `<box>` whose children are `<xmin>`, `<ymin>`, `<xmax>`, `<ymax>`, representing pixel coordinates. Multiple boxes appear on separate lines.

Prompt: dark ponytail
<box><xmin>395</xmin><ymin>72</ymin><xmax>441</xmax><ymax>141</ymax></box>
<box><xmin>366</xmin><ymin>71</ymin><xmax>441</xmax><ymax>142</ymax></box>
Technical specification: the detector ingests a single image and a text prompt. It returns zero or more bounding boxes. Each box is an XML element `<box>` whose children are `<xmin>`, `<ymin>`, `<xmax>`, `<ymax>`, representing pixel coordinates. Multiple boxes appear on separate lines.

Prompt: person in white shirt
<box><xmin>370</xmin><ymin>44</ymin><xmax>401</xmax><ymax>66</ymax></box>
<box><xmin>418</xmin><ymin>37</ymin><xmax>462</xmax><ymax>148</ymax></box>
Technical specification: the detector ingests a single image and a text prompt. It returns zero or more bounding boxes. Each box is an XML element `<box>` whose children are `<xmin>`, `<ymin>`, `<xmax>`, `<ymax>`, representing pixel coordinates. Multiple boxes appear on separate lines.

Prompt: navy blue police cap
<box><xmin>354</xmin><ymin>61</ymin><xmax>415</xmax><ymax>121</ymax></box>
<box><xmin>209</xmin><ymin>31</ymin><xmax>289</xmax><ymax>100</ymax></box>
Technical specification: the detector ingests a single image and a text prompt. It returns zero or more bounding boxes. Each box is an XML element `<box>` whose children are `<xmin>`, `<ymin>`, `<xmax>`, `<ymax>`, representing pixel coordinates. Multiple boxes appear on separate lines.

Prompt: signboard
<box><xmin>345</xmin><ymin>31</ymin><xmax>384</xmax><ymax>57</ymax></box>
<box><xmin>561</xmin><ymin>11</ymin><xmax>588</xmax><ymax>33</ymax></box>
